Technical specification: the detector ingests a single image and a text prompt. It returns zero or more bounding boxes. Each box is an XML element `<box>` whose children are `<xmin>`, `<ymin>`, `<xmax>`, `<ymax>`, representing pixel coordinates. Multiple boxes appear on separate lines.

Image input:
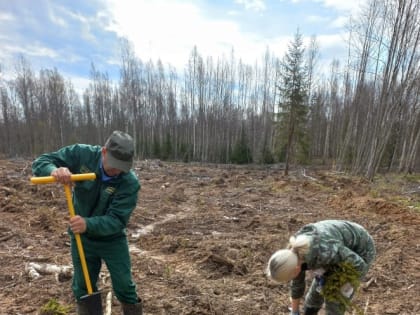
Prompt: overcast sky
<box><xmin>0</xmin><ymin>0</ymin><xmax>367</xmax><ymax>94</ymax></box>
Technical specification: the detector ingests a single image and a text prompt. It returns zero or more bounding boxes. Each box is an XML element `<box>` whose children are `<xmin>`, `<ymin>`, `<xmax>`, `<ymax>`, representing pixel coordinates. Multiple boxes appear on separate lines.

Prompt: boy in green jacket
<box><xmin>267</xmin><ymin>220</ymin><xmax>376</xmax><ymax>315</ymax></box>
<box><xmin>32</xmin><ymin>131</ymin><xmax>142</xmax><ymax>315</ymax></box>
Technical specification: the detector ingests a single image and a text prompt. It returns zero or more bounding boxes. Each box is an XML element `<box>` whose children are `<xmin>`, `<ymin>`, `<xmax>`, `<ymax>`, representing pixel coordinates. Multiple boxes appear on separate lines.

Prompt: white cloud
<box><xmin>330</xmin><ymin>16</ymin><xmax>349</xmax><ymax>28</ymax></box>
<box><xmin>282</xmin><ymin>0</ymin><xmax>363</xmax><ymax>13</ymax></box>
<box><xmin>317</xmin><ymin>33</ymin><xmax>348</xmax><ymax>49</ymax></box>
<box><xmin>103</xmin><ymin>0</ymin><xmax>277</xmax><ymax>70</ymax></box>
<box><xmin>2</xmin><ymin>42</ymin><xmax>59</xmax><ymax>59</ymax></box>
<box><xmin>307</xmin><ymin>15</ymin><xmax>330</xmax><ymax>23</ymax></box>
<box><xmin>234</xmin><ymin>0</ymin><xmax>266</xmax><ymax>12</ymax></box>
<box><xmin>0</xmin><ymin>12</ymin><xmax>15</xmax><ymax>22</ymax></box>
<box><xmin>46</xmin><ymin>2</ymin><xmax>68</xmax><ymax>28</ymax></box>
<box><xmin>316</xmin><ymin>0</ymin><xmax>367</xmax><ymax>14</ymax></box>
<box><xmin>51</xmin><ymin>4</ymin><xmax>99</xmax><ymax>44</ymax></box>
<box><xmin>315</xmin><ymin>32</ymin><xmax>350</xmax><ymax>73</ymax></box>
<box><xmin>0</xmin><ymin>41</ymin><xmax>85</xmax><ymax>72</ymax></box>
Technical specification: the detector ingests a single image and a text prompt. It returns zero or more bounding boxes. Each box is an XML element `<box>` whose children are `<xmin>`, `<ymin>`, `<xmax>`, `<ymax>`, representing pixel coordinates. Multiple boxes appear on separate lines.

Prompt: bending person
<box><xmin>267</xmin><ymin>220</ymin><xmax>375</xmax><ymax>315</ymax></box>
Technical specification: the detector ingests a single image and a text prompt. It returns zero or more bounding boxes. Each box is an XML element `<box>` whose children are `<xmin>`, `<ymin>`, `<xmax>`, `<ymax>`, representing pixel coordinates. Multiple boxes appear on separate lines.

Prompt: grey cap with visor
<box><xmin>105</xmin><ymin>131</ymin><xmax>134</xmax><ymax>172</ymax></box>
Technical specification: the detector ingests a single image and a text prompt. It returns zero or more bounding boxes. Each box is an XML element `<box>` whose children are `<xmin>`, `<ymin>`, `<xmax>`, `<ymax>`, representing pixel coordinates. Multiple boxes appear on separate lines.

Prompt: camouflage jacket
<box><xmin>290</xmin><ymin>220</ymin><xmax>376</xmax><ymax>299</ymax></box>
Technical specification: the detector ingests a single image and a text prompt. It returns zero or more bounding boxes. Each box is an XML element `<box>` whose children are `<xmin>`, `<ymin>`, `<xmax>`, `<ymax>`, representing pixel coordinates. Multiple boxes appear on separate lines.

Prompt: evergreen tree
<box><xmin>161</xmin><ymin>132</ymin><xmax>172</xmax><ymax>160</ymax></box>
<box><xmin>276</xmin><ymin>29</ymin><xmax>309</xmax><ymax>175</ymax></box>
<box><xmin>230</xmin><ymin>126</ymin><xmax>253</xmax><ymax>164</ymax></box>
<box><xmin>152</xmin><ymin>135</ymin><xmax>161</xmax><ymax>159</ymax></box>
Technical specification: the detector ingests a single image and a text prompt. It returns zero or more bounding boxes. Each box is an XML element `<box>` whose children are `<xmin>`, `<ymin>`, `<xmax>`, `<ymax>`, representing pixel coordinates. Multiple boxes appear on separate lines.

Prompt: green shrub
<box><xmin>39</xmin><ymin>298</ymin><xmax>71</xmax><ymax>315</ymax></box>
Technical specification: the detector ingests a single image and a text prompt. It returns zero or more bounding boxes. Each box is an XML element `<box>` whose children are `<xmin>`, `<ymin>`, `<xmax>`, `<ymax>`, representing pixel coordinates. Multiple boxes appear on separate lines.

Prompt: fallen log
<box><xmin>25</xmin><ymin>262</ymin><xmax>72</xmax><ymax>282</ymax></box>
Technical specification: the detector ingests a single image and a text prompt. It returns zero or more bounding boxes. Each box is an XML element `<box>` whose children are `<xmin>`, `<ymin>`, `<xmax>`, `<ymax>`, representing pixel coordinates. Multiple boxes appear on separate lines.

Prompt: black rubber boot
<box><xmin>121</xmin><ymin>298</ymin><xmax>143</xmax><ymax>315</ymax></box>
<box><xmin>76</xmin><ymin>301</ymin><xmax>89</xmax><ymax>315</ymax></box>
<box><xmin>303</xmin><ymin>307</ymin><xmax>320</xmax><ymax>315</ymax></box>
<box><xmin>76</xmin><ymin>292</ymin><xmax>103</xmax><ymax>315</ymax></box>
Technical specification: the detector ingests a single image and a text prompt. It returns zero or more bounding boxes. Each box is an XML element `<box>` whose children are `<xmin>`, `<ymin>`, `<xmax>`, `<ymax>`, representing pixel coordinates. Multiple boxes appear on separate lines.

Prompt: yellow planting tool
<box><xmin>31</xmin><ymin>173</ymin><xmax>103</xmax><ymax>314</ymax></box>
<box><xmin>30</xmin><ymin>173</ymin><xmax>96</xmax><ymax>185</ymax></box>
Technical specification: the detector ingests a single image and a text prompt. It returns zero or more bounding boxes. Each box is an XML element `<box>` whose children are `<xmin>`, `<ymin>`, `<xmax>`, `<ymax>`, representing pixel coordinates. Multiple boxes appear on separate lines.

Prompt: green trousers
<box><xmin>71</xmin><ymin>235</ymin><xmax>138</xmax><ymax>304</ymax></box>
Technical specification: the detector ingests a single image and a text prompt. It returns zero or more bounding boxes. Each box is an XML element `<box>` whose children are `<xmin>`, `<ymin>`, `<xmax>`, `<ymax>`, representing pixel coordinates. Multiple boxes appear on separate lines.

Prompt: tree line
<box><xmin>0</xmin><ymin>0</ymin><xmax>419</xmax><ymax>179</ymax></box>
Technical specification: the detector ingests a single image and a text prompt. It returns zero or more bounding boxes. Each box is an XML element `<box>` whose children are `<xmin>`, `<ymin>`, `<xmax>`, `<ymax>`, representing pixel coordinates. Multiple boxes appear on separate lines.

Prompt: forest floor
<box><xmin>0</xmin><ymin>158</ymin><xmax>419</xmax><ymax>315</ymax></box>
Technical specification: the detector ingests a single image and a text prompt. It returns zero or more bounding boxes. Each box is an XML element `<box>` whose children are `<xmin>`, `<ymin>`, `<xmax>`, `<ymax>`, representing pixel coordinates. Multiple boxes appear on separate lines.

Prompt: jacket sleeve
<box><xmin>315</xmin><ymin>239</ymin><xmax>369</xmax><ymax>277</ymax></box>
<box><xmin>32</xmin><ymin>145</ymin><xmax>81</xmax><ymax>176</ymax></box>
<box><xmin>290</xmin><ymin>269</ymin><xmax>306</xmax><ymax>299</ymax></box>
<box><xmin>334</xmin><ymin>245</ymin><xmax>369</xmax><ymax>277</ymax></box>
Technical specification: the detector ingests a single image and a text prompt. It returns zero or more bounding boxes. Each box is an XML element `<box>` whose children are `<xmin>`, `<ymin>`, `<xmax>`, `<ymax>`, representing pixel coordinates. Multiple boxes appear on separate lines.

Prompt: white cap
<box><xmin>267</xmin><ymin>249</ymin><xmax>298</xmax><ymax>282</ymax></box>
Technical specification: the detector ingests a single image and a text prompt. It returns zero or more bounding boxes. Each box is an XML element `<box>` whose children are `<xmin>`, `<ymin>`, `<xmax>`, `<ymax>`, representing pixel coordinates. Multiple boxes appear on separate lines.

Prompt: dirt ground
<box><xmin>0</xmin><ymin>158</ymin><xmax>419</xmax><ymax>315</ymax></box>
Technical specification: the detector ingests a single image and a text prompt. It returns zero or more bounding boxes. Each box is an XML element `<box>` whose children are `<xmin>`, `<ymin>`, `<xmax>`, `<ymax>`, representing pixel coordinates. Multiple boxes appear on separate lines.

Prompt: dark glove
<box><xmin>315</xmin><ymin>275</ymin><xmax>325</xmax><ymax>286</ymax></box>
<box><xmin>315</xmin><ymin>275</ymin><xmax>325</xmax><ymax>292</ymax></box>
<box><xmin>288</xmin><ymin>306</ymin><xmax>300</xmax><ymax>315</ymax></box>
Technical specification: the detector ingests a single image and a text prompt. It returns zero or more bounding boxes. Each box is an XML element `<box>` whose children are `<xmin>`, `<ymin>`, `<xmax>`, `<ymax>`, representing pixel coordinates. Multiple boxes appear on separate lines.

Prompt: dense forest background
<box><xmin>0</xmin><ymin>0</ymin><xmax>419</xmax><ymax>180</ymax></box>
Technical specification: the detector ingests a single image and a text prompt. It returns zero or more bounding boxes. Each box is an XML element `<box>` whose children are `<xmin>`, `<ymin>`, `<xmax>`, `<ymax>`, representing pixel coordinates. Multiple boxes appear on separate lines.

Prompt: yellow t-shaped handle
<box><xmin>30</xmin><ymin>172</ymin><xmax>96</xmax><ymax>294</ymax></box>
<box><xmin>30</xmin><ymin>173</ymin><xmax>96</xmax><ymax>184</ymax></box>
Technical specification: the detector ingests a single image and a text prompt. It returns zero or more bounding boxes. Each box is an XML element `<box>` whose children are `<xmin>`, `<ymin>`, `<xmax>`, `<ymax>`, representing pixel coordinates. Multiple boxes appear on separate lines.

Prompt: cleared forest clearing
<box><xmin>0</xmin><ymin>159</ymin><xmax>419</xmax><ymax>314</ymax></box>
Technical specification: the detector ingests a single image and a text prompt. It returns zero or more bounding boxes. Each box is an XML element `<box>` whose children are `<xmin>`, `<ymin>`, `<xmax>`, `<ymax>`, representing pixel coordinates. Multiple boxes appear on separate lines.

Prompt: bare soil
<box><xmin>0</xmin><ymin>159</ymin><xmax>419</xmax><ymax>315</ymax></box>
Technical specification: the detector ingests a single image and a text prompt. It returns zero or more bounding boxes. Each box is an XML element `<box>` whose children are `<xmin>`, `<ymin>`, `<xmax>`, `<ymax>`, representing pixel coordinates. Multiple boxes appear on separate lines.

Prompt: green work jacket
<box><xmin>32</xmin><ymin>143</ymin><xmax>140</xmax><ymax>241</ymax></box>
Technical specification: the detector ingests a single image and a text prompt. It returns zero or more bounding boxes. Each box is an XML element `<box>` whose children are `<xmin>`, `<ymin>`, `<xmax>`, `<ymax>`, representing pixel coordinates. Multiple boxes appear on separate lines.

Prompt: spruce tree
<box><xmin>276</xmin><ymin>29</ymin><xmax>309</xmax><ymax>175</ymax></box>
<box><xmin>230</xmin><ymin>126</ymin><xmax>253</xmax><ymax>164</ymax></box>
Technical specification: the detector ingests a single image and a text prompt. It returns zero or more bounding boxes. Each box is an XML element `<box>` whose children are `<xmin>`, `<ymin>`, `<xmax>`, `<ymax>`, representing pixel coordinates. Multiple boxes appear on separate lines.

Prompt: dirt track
<box><xmin>0</xmin><ymin>159</ymin><xmax>419</xmax><ymax>315</ymax></box>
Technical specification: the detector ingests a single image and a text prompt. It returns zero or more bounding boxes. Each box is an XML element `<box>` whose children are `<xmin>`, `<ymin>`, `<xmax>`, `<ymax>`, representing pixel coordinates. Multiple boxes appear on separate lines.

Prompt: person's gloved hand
<box><xmin>340</xmin><ymin>282</ymin><xmax>354</xmax><ymax>298</ymax></box>
<box><xmin>315</xmin><ymin>275</ymin><xmax>325</xmax><ymax>292</ymax></box>
<box><xmin>288</xmin><ymin>306</ymin><xmax>300</xmax><ymax>315</ymax></box>
<box><xmin>315</xmin><ymin>275</ymin><xmax>325</xmax><ymax>286</ymax></box>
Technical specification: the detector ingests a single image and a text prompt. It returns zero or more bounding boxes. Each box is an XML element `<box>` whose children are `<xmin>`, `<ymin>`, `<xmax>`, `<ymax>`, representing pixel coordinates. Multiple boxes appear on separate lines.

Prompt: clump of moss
<box><xmin>39</xmin><ymin>298</ymin><xmax>71</xmax><ymax>315</ymax></box>
<box><xmin>321</xmin><ymin>262</ymin><xmax>363</xmax><ymax>315</ymax></box>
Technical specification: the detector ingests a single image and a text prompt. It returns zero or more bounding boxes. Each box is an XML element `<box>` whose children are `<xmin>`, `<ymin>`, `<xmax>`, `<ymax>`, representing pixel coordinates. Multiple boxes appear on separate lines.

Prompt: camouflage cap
<box><xmin>105</xmin><ymin>130</ymin><xmax>134</xmax><ymax>172</ymax></box>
